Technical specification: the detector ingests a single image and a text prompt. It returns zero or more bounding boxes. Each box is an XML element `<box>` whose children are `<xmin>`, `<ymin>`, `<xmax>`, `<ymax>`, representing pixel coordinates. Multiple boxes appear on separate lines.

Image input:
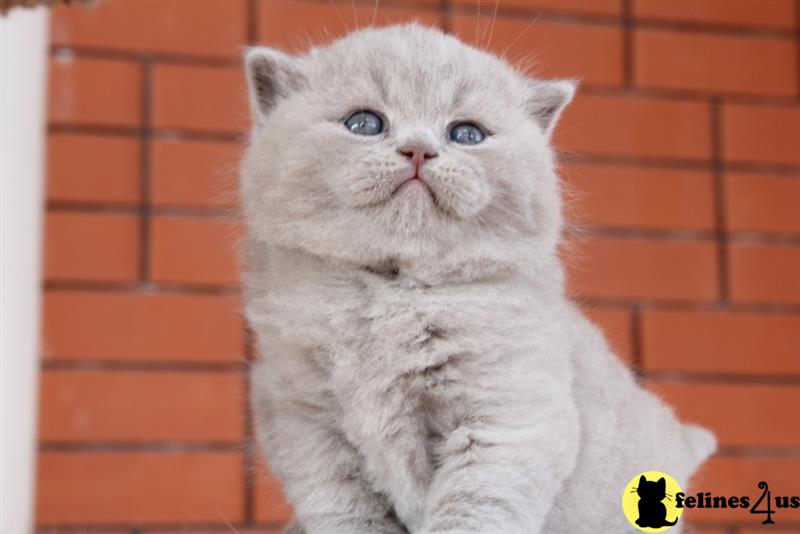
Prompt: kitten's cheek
<box><xmin>326</xmin><ymin>173</ymin><xmax>385</xmax><ymax>208</ymax></box>
<box><xmin>434</xmin><ymin>176</ymin><xmax>491</xmax><ymax>219</ymax></box>
<box><xmin>321</xmin><ymin>170</ymin><xmax>364</xmax><ymax>206</ymax></box>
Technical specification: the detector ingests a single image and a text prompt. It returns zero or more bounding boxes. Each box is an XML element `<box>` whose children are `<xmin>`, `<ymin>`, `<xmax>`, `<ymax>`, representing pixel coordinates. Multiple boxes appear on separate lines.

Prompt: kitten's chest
<box><xmin>327</xmin><ymin>275</ymin><xmax>536</xmax><ymax>437</ymax></box>
<box><xmin>327</xmin><ymin>275</ymin><xmax>533</xmax><ymax>373</ymax></box>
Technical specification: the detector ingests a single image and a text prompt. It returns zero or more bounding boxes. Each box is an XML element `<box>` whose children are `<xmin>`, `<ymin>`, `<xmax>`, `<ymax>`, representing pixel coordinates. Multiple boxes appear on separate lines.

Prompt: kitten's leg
<box><xmin>419</xmin><ymin>380</ymin><xmax>579</xmax><ymax>534</ymax></box>
<box><xmin>257</xmin><ymin>407</ymin><xmax>409</xmax><ymax>534</ymax></box>
<box><xmin>337</xmin><ymin>377</ymin><xmax>434</xmax><ymax>533</ymax></box>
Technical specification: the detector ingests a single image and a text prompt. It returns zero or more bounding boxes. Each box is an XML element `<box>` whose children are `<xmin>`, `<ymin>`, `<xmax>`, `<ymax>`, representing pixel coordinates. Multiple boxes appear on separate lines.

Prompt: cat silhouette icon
<box><xmin>635</xmin><ymin>475</ymin><xmax>679</xmax><ymax>528</ymax></box>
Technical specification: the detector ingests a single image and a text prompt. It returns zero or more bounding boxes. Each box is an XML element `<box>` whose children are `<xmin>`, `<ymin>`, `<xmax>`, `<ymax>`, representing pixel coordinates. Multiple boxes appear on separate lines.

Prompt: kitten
<box><xmin>241</xmin><ymin>23</ymin><xmax>715</xmax><ymax>534</ymax></box>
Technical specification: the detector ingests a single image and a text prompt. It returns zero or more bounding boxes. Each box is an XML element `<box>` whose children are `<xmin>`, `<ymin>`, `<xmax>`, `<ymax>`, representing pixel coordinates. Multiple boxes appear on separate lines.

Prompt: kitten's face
<box><xmin>242</xmin><ymin>24</ymin><xmax>573</xmax><ymax>265</ymax></box>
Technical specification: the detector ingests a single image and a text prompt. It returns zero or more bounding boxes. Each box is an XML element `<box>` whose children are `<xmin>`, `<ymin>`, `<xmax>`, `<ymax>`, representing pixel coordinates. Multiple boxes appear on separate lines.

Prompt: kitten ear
<box><xmin>525</xmin><ymin>79</ymin><xmax>577</xmax><ymax>138</ymax></box>
<box><xmin>657</xmin><ymin>477</ymin><xmax>666</xmax><ymax>490</ymax></box>
<box><xmin>244</xmin><ymin>47</ymin><xmax>305</xmax><ymax>125</ymax></box>
<box><xmin>639</xmin><ymin>475</ymin><xmax>647</xmax><ymax>485</ymax></box>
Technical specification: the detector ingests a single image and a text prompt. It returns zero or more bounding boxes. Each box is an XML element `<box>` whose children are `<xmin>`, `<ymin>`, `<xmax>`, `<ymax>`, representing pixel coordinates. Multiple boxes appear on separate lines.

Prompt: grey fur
<box><xmin>241</xmin><ymin>24</ymin><xmax>715</xmax><ymax>534</ymax></box>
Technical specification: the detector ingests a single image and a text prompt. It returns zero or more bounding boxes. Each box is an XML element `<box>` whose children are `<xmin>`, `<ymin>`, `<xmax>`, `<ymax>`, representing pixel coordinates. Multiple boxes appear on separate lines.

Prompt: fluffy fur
<box><xmin>241</xmin><ymin>24</ymin><xmax>715</xmax><ymax>534</ymax></box>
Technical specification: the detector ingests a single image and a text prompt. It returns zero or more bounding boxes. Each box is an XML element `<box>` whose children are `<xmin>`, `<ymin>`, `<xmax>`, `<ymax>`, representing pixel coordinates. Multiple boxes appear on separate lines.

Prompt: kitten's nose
<box><xmin>397</xmin><ymin>144</ymin><xmax>438</xmax><ymax>167</ymax></box>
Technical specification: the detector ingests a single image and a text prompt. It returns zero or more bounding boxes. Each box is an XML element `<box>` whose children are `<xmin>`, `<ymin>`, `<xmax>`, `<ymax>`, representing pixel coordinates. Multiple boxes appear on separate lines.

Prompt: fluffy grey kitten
<box><xmin>240</xmin><ymin>24</ymin><xmax>715</xmax><ymax>534</ymax></box>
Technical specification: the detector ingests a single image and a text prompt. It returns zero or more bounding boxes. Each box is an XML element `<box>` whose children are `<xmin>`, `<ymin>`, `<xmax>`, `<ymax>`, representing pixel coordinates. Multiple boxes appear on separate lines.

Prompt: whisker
<box><xmin>484</xmin><ymin>0</ymin><xmax>500</xmax><ymax>51</ymax></box>
<box><xmin>474</xmin><ymin>0</ymin><xmax>482</xmax><ymax>47</ymax></box>
<box><xmin>371</xmin><ymin>0</ymin><xmax>379</xmax><ymax>26</ymax></box>
<box><xmin>351</xmin><ymin>0</ymin><xmax>360</xmax><ymax>30</ymax></box>
<box><xmin>501</xmin><ymin>12</ymin><xmax>542</xmax><ymax>62</ymax></box>
<box><xmin>219</xmin><ymin>509</ymin><xmax>242</xmax><ymax>534</ymax></box>
<box><xmin>328</xmin><ymin>0</ymin><xmax>350</xmax><ymax>34</ymax></box>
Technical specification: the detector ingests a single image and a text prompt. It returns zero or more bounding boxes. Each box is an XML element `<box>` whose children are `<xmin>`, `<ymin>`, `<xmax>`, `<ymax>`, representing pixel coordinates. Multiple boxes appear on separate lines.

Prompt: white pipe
<box><xmin>1</xmin><ymin>6</ymin><xmax>49</xmax><ymax>534</ymax></box>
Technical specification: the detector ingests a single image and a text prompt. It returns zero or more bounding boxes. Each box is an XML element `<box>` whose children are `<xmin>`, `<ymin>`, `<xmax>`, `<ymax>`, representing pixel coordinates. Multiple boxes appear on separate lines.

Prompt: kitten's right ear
<box><xmin>525</xmin><ymin>79</ymin><xmax>577</xmax><ymax>138</ymax></box>
<box><xmin>244</xmin><ymin>47</ymin><xmax>304</xmax><ymax>125</ymax></box>
<box><xmin>639</xmin><ymin>475</ymin><xmax>647</xmax><ymax>485</ymax></box>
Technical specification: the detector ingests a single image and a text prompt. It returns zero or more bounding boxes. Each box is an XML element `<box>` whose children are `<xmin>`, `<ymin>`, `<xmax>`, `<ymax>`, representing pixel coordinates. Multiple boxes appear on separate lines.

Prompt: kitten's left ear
<box><xmin>525</xmin><ymin>79</ymin><xmax>577</xmax><ymax>138</ymax></box>
<box><xmin>244</xmin><ymin>46</ymin><xmax>305</xmax><ymax>126</ymax></box>
<box><xmin>657</xmin><ymin>477</ymin><xmax>666</xmax><ymax>490</ymax></box>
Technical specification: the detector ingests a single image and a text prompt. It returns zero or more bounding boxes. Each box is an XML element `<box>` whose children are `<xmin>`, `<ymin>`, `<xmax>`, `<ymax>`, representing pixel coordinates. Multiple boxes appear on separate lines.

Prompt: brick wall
<box><xmin>39</xmin><ymin>0</ymin><xmax>799</xmax><ymax>532</ymax></box>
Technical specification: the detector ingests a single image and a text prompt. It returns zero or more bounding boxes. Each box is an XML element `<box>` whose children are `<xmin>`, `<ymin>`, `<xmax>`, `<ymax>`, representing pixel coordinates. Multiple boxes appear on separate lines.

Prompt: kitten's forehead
<box><xmin>306</xmin><ymin>24</ymin><xmax>523</xmax><ymax>114</ymax></box>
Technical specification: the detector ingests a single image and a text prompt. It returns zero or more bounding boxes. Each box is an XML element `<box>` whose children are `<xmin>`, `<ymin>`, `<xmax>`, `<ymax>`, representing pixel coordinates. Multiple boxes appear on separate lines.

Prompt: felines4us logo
<box><xmin>621</xmin><ymin>470</ymin><xmax>800</xmax><ymax>532</ymax></box>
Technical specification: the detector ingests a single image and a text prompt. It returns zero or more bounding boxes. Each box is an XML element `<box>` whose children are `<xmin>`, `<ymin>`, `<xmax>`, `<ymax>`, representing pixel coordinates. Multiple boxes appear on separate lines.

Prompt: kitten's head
<box><xmin>241</xmin><ymin>24</ymin><xmax>573</xmax><ymax>268</ymax></box>
<box><xmin>637</xmin><ymin>476</ymin><xmax>667</xmax><ymax>501</ymax></box>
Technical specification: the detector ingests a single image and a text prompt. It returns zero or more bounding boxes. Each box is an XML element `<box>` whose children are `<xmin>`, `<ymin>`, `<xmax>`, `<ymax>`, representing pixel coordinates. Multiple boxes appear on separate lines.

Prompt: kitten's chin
<box><xmin>389</xmin><ymin>176</ymin><xmax>474</xmax><ymax>222</ymax></box>
<box><xmin>393</xmin><ymin>177</ymin><xmax>433</xmax><ymax>197</ymax></box>
<box><xmin>391</xmin><ymin>180</ymin><xmax>438</xmax><ymax>215</ymax></box>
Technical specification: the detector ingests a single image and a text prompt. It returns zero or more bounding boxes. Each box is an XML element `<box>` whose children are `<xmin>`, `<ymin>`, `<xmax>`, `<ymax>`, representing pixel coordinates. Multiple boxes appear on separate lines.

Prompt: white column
<box><xmin>1</xmin><ymin>6</ymin><xmax>49</xmax><ymax>533</ymax></box>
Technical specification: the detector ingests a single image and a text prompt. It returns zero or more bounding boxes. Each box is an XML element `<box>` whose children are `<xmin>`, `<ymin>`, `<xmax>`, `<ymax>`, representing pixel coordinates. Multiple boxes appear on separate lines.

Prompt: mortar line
<box><xmin>709</xmin><ymin>96</ymin><xmax>729</xmax><ymax>303</ymax></box>
<box><xmin>138</xmin><ymin>58</ymin><xmax>153</xmax><ymax>282</ymax></box>
<box><xmin>621</xmin><ymin>0</ymin><xmax>634</xmax><ymax>88</ymax></box>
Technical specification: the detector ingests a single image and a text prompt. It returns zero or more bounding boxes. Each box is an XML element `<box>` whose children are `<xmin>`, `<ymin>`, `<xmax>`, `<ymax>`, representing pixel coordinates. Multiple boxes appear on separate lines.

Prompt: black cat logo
<box><xmin>634</xmin><ymin>475</ymin><xmax>678</xmax><ymax>528</ymax></box>
<box><xmin>622</xmin><ymin>471</ymin><xmax>684</xmax><ymax>532</ymax></box>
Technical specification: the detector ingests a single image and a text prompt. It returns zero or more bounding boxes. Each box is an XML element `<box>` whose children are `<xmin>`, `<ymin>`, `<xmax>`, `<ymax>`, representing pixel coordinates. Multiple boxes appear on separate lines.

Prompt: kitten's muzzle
<box><xmin>394</xmin><ymin>143</ymin><xmax>438</xmax><ymax>196</ymax></box>
<box><xmin>397</xmin><ymin>144</ymin><xmax>439</xmax><ymax>166</ymax></box>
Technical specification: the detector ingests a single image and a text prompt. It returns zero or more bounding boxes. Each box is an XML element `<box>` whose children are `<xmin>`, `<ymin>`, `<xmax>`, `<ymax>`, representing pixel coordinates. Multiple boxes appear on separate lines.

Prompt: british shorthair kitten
<box><xmin>241</xmin><ymin>24</ymin><xmax>715</xmax><ymax>534</ymax></box>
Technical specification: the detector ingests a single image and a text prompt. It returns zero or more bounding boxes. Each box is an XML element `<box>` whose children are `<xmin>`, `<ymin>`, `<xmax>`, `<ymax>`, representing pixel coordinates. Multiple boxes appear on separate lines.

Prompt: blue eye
<box><xmin>344</xmin><ymin>110</ymin><xmax>384</xmax><ymax>136</ymax></box>
<box><xmin>449</xmin><ymin>122</ymin><xmax>486</xmax><ymax>145</ymax></box>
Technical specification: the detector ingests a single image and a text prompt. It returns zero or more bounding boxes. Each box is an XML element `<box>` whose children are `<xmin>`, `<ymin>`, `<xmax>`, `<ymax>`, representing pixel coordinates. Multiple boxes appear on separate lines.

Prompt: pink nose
<box><xmin>398</xmin><ymin>145</ymin><xmax>438</xmax><ymax>166</ymax></box>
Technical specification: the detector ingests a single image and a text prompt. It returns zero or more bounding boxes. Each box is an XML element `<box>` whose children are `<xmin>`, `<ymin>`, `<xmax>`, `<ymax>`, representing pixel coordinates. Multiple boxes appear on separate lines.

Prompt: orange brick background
<box><xmin>38</xmin><ymin>1</ymin><xmax>799</xmax><ymax>532</ymax></box>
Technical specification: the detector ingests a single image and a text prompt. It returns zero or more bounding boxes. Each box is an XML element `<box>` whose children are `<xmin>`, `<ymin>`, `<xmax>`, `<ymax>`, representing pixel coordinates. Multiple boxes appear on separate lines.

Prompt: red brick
<box><xmin>150</xmin><ymin>216</ymin><xmax>241</xmax><ymax>286</ymax></box>
<box><xmin>632</xmin><ymin>0</ymin><xmax>797</xmax><ymax>30</ymax></box>
<box><xmin>44</xmin><ymin>212</ymin><xmax>139</xmax><ymax>283</ymax></box>
<box><xmin>634</xmin><ymin>29</ymin><xmax>796</xmax><ymax>96</ymax></box>
<box><xmin>256</xmin><ymin>2</ymin><xmax>442</xmax><ymax>51</ymax></box>
<box><xmin>724</xmin><ymin>172</ymin><xmax>800</xmax><ymax>234</ymax></box>
<box><xmin>722</xmin><ymin>103</ymin><xmax>800</xmax><ymax>166</ymax></box>
<box><xmin>152</xmin><ymin>64</ymin><xmax>247</xmax><ymax>133</ymax></box>
<box><xmin>581</xmin><ymin>306</ymin><xmax>634</xmax><ymax>364</ymax></box>
<box><xmin>562</xmin><ymin>163</ymin><xmax>716</xmax><ymax>230</ymax></box>
<box><xmin>684</xmin><ymin>457</ymin><xmax>800</xmax><ymax>524</ymax></box>
<box><xmin>42</xmin><ymin>291</ymin><xmax>244</xmax><ymax>363</ymax></box>
<box><xmin>557</xmin><ymin>94</ymin><xmax>712</xmax><ymax>160</ymax></box>
<box><xmin>51</xmin><ymin>0</ymin><xmax>247</xmax><ymax>58</ymax></box>
<box><xmin>729</xmin><ymin>243</ymin><xmax>800</xmax><ymax>304</ymax></box>
<box><xmin>566</xmin><ymin>237</ymin><xmax>718</xmax><ymax>301</ymax></box>
<box><xmin>47</xmin><ymin>134</ymin><xmax>140</xmax><ymax>204</ymax></box>
<box><xmin>641</xmin><ymin>310</ymin><xmax>800</xmax><ymax>375</ymax></box>
<box><xmin>451</xmin><ymin>14</ymin><xmax>623</xmax><ymax>85</ymax></box>
<box><xmin>151</xmin><ymin>139</ymin><xmax>241</xmax><ymax>208</ymax></box>
<box><xmin>38</xmin><ymin>370</ymin><xmax>244</xmax><ymax>442</ymax></box>
<box><xmin>36</xmin><ymin>452</ymin><xmax>243</xmax><ymax>524</ymax></box>
<box><xmin>254</xmin><ymin>458</ymin><xmax>293</xmax><ymax>524</ymax></box>
<box><xmin>49</xmin><ymin>56</ymin><xmax>141</xmax><ymax>127</ymax></box>
<box><xmin>452</xmin><ymin>0</ymin><xmax>622</xmax><ymax>16</ymax></box>
<box><xmin>649</xmin><ymin>382</ymin><xmax>800</xmax><ymax>448</ymax></box>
